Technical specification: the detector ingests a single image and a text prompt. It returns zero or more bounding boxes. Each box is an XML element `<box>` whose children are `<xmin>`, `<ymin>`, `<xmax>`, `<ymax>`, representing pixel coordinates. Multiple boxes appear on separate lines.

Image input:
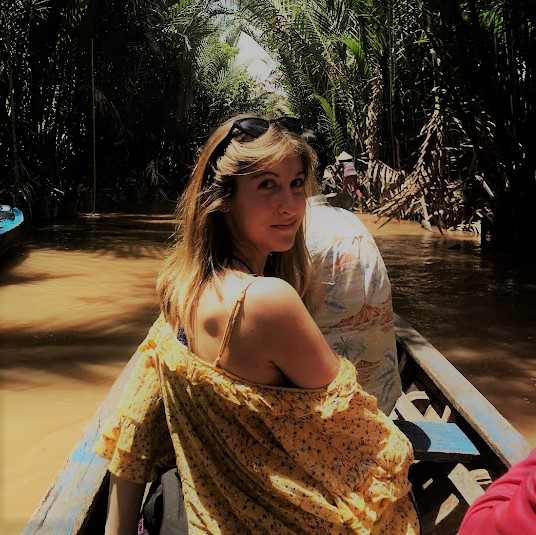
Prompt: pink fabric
<box><xmin>342</xmin><ymin>162</ymin><xmax>357</xmax><ymax>177</ymax></box>
<box><xmin>342</xmin><ymin>174</ymin><xmax>358</xmax><ymax>194</ymax></box>
<box><xmin>458</xmin><ymin>448</ymin><xmax>536</xmax><ymax>535</ymax></box>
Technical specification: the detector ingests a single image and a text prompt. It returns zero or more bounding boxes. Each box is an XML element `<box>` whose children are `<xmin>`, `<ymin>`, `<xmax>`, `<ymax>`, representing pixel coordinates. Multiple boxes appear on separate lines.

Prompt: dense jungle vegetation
<box><xmin>1</xmin><ymin>0</ymin><xmax>535</xmax><ymax>258</ymax></box>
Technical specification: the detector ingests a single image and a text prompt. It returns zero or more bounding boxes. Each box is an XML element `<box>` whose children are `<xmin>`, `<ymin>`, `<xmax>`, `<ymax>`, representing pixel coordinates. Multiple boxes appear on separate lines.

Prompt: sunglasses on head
<box><xmin>205</xmin><ymin>116</ymin><xmax>303</xmax><ymax>186</ymax></box>
<box><xmin>230</xmin><ymin>116</ymin><xmax>303</xmax><ymax>138</ymax></box>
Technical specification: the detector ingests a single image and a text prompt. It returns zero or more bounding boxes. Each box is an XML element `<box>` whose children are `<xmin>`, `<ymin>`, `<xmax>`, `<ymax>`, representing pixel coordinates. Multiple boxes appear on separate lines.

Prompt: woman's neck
<box><xmin>231</xmin><ymin>251</ymin><xmax>266</xmax><ymax>276</ymax></box>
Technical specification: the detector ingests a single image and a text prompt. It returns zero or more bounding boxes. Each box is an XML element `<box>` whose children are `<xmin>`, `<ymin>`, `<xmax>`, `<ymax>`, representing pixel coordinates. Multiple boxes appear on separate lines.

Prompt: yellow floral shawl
<box><xmin>94</xmin><ymin>315</ymin><xmax>419</xmax><ymax>534</ymax></box>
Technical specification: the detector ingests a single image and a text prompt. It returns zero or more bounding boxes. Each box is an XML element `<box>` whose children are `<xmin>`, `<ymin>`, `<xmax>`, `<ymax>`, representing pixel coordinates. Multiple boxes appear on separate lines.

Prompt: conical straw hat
<box><xmin>336</xmin><ymin>151</ymin><xmax>353</xmax><ymax>161</ymax></box>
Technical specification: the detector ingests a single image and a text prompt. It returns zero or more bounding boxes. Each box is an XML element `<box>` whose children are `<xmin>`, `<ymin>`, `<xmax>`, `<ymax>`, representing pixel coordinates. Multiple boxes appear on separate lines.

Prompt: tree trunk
<box><xmin>5</xmin><ymin>32</ymin><xmax>20</xmax><ymax>189</ymax></box>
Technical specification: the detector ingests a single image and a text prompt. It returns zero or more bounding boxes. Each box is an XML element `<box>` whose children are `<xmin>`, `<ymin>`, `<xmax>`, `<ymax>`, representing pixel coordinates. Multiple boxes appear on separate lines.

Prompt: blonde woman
<box><xmin>94</xmin><ymin>115</ymin><xmax>419</xmax><ymax>535</ymax></box>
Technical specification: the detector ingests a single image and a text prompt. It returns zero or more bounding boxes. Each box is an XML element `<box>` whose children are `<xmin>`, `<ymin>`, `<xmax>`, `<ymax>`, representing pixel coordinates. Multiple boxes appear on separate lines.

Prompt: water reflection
<box><xmin>30</xmin><ymin>213</ymin><xmax>175</xmax><ymax>255</ymax></box>
<box><xmin>372</xmin><ymin>227</ymin><xmax>535</xmax><ymax>448</ymax></box>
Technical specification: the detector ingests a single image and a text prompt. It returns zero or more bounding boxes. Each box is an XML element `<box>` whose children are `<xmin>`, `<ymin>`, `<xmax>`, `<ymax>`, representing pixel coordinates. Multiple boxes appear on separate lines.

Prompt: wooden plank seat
<box><xmin>394</xmin><ymin>420</ymin><xmax>480</xmax><ymax>462</ymax></box>
<box><xmin>390</xmin><ymin>389</ymin><xmax>479</xmax><ymax>462</ymax></box>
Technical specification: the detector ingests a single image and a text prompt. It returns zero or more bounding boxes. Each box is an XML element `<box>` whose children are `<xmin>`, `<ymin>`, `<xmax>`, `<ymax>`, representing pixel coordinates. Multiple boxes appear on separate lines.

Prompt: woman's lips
<box><xmin>272</xmin><ymin>221</ymin><xmax>296</xmax><ymax>230</ymax></box>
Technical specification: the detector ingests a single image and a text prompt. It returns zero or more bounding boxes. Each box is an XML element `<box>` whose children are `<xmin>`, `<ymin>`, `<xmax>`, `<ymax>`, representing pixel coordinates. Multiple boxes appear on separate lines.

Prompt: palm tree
<box><xmin>0</xmin><ymin>0</ymin><xmax>274</xmax><ymax>213</ymax></box>
<box><xmin>420</xmin><ymin>0</ymin><xmax>536</xmax><ymax>250</ymax></box>
<box><xmin>235</xmin><ymin>0</ymin><xmax>536</xmax><ymax>256</ymax></box>
<box><xmin>235</xmin><ymin>1</ymin><xmax>431</xmax><ymax>204</ymax></box>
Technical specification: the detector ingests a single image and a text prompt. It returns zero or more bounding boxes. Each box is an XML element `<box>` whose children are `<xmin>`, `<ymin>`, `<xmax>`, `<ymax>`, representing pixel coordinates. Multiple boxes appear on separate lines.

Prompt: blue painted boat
<box><xmin>0</xmin><ymin>205</ymin><xmax>24</xmax><ymax>254</ymax></box>
<box><xmin>22</xmin><ymin>316</ymin><xmax>532</xmax><ymax>534</ymax></box>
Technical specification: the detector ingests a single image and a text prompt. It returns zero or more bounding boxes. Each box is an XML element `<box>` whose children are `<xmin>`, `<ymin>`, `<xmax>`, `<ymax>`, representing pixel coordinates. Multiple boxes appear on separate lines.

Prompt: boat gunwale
<box><xmin>394</xmin><ymin>314</ymin><xmax>532</xmax><ymax>468</ymax></box>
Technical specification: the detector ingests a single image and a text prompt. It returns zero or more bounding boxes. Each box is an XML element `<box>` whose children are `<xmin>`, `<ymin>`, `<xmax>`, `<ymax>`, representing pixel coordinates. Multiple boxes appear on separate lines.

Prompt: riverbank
<box><xmin>1</xmin><ymin>211</ymin><xmax>534</xmax><ymax>533</ymax></box>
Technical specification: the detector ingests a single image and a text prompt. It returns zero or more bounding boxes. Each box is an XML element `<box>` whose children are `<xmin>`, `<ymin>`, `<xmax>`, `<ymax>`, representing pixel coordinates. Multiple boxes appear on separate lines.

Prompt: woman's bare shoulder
<box><xmin>245</xmin><ymin>277</ymin><xmax>305</xmax><ymax>318</ymax></box>
<box><xmin>246</xmin><ymin>276</ymin><xmax>301</xmax><ymax>301</ymax></box>
<box><xmin>243</xmin><ymin>277</ymin><xmax>339</xmax><ymax>388</ymax></box>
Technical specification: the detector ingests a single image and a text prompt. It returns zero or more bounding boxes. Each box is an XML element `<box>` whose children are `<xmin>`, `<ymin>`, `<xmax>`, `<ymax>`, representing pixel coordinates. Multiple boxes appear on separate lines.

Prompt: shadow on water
<box><xmin>27</xmin><ymin>213</ymin><xmax>175</xmax><ymax>257</ymax></box>
<box><xmin>1</xmin><ymin>309</ymin><xmax>159</xmax><ymax>375</ymax></box>
<box><xmin>0</xmin><ymin>210</ymin><xmax>176</xmax><ymax>386</ymax></box>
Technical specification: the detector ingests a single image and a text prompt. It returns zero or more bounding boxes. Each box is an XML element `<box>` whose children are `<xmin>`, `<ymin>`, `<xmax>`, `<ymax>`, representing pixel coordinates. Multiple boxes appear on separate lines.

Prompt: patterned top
<box><xmin>94</xmin><ymin>314</ymin><xmax>418</xmax><ymax>534</ymax></box>
<box><xmin>305</xmin><ymin>196</ymin><xmax>402</xmax><ymax>414</ymax></box>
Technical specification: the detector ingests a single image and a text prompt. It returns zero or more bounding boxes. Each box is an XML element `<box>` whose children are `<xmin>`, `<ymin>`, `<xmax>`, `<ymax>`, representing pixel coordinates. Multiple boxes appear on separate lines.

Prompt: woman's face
<box><xmin>223</xmin><ymin>152</ymin><xmax>307</xmax><ymax>263</ymax></box>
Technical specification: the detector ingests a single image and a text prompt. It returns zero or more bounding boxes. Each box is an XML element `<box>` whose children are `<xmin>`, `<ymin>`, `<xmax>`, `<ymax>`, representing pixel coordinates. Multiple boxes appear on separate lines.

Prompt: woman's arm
<box><xmin>104</xmin><ymin>473</ymin><xmax>145</xmax><ymax>535</ymax></box>
<box><xmin>93</xmin><ymin>318</ymin><xmax>173</xmax><ymax>533</ymax></box>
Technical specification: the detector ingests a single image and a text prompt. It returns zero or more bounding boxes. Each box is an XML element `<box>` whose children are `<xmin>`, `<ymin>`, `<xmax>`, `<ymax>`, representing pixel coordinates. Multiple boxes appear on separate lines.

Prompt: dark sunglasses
<box><xmin>205</xmin><ymin>116</ymin><xmax>303</xmax><ymax>186</ymax></box>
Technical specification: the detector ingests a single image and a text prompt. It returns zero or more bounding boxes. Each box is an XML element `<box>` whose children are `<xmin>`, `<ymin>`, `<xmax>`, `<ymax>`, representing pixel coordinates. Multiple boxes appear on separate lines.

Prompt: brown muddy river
<box><xmin>1</xmin><ymin>207</ymin><xmax>535</xmax><ymax>533</ymax></box>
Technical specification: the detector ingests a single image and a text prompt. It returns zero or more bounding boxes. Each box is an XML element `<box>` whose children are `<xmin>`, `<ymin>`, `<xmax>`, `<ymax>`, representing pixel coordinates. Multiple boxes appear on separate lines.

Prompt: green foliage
<box><xmin>235</xmin><ymin>0</ymin><xmax>431</xmax><ymax>163</ymax></box>
<box><xmin>313</xmin><ymin>93</ymin><xmax>346</xmax><ymax>156</ymax></box>
<box><xmin>0</xmin><ymin>0</ymin><xmax>275</xmax><ymax>212</ymax></box>
<box><xmin>235</xmin><ymin>0</ymin><xmax>536</xmax><ymax>256</ymax></box>
<box><xmin>2</xmin><ymin>0</ymin><xmax>535</xmax><ymax>255</ymax></box>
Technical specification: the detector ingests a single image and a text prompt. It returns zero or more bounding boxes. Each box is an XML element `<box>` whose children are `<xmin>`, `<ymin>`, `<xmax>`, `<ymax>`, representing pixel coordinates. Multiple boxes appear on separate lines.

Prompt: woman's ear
<box><xmin>220</xmin><ymin>201</ymin><xmax>230</xmax><ymax>213</ymax></box>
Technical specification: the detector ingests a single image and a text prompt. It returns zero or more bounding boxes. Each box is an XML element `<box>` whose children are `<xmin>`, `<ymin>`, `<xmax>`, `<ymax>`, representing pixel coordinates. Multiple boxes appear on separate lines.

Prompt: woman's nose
<box><xmin>279</xmin><ymin>187</ymin><xmax>298</xmax><ymax>214</ymax></box>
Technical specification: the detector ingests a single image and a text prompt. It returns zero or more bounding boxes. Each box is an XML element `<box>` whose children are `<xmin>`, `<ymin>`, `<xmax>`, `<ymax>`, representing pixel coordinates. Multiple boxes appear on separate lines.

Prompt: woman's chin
<box><xmin>270</xmin><ymin>238</ymin><xmax>296</xmax><ymax>253</ymax></box>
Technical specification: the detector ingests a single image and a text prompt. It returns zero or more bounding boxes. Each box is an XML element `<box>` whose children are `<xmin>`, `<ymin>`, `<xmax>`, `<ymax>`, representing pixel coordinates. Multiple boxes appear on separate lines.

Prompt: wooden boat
<box><xmin>0</xmin><ymin>205</ymin><xmax>24</xmax><ymax>255</ymax></box>
<box><xmin>22</xmin><ymin>315</ymin><xmax>532</xmax><ymax>534</ymax></box>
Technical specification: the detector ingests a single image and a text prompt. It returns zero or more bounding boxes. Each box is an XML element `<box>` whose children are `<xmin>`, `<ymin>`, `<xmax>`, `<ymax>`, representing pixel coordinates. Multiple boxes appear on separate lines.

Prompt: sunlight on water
<box><xmin>0</xmin><ymin>211</ymin><xmax>534</xmax><ymax>532</ymax></box>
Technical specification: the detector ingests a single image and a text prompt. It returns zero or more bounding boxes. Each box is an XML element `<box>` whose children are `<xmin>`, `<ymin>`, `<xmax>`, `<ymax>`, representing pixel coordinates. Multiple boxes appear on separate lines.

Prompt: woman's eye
<box><xmin>292</xmin><ymin>178</ymin><xmax>305</xmax><ymax>188</ymax></box>
<box><xmin>259</xmin><ymin>179</ymin><xmax>276</xmax><ymax>189</ymax></box>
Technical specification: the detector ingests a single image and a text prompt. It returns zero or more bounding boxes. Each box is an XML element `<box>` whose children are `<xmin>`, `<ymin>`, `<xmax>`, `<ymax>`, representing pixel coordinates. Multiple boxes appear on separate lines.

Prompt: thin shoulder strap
<box><xmin>214</xmin><ymin>279</ymin><xmax>257</xmax><ymax>365</ymax></box>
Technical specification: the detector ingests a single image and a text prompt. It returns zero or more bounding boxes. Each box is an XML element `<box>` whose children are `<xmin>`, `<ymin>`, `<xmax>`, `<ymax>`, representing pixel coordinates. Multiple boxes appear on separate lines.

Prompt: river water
<box><xmin>1</xmin><ymin>208</ymin><xmax>535</xmax><ymax>533</ymax></box>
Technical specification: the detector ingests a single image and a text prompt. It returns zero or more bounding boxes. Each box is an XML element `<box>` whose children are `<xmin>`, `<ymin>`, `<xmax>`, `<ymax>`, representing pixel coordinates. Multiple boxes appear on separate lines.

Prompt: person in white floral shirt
<box><xmin>305</xmin><ymin>194</ymin><xmax>402</xmax><ymax>414</ymax></box>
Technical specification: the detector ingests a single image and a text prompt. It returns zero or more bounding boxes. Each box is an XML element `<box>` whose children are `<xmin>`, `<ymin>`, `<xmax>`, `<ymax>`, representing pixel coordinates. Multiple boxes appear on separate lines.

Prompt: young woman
<box><xmin>94</xmin><ymin>115</ymin><xmax>419</xmax><ymax>534</ymax></box>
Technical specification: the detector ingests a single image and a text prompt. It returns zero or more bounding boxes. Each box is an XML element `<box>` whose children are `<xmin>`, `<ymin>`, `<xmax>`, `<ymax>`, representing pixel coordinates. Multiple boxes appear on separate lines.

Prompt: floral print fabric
<box><xmin>305</xmin><ymin>196</ymin><xmax>402</xmax><ymax>414</ymax></box>
<box><xmin>94</xmin><ymin>315</ymin><xmax>418</xmax><ymax>534</ymax></box>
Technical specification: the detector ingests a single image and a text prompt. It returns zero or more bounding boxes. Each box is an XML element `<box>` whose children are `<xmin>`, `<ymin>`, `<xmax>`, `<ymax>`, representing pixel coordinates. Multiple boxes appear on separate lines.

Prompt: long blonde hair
<box><xmin>157</xmin><ymin>115</ymin><xmax>318</xmax><ymax>335</ymax></box>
